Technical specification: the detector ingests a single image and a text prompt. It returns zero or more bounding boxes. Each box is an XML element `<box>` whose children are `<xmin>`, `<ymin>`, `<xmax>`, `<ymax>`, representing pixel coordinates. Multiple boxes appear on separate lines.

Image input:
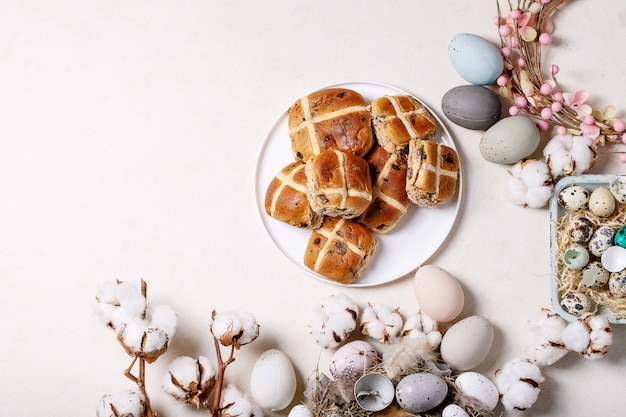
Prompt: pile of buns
<box><xmin>264</xmin><ymin>87</ymin><xmax>459</xmax><ymax>284</ymax></box>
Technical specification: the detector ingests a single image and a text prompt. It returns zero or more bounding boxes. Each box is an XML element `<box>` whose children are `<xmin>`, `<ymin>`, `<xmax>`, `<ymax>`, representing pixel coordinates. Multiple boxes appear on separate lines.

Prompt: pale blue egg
<box><xmin>448</xmin><ymin>33</ymin><xmax>504</xmax><ymax>86</ymax></box>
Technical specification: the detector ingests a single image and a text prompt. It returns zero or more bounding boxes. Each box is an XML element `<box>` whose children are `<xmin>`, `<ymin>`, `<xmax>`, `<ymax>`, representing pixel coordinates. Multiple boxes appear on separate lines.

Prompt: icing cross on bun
<box><xmin>406</xmin><ymin>139</ymin><xmax>459</xmax><ymax>207</ymax></box>
<box><xmin>288</xmin><ymin>88</ymin><xmax>374</xmax><ymax>162</ymax></box>
<box><xmin>264</xmin><ymin>161</ymin><xmax>324</xmax><ymax>229</ymax></box>
<box><xmin>370</xmin><ymin>94</ymin><xmax>437</xmax><ymax>155</ymax></box>
<box><xmin>303</xmin><ymin>216</ymin><xmax>378</xmax><ymax>284</ymax></box>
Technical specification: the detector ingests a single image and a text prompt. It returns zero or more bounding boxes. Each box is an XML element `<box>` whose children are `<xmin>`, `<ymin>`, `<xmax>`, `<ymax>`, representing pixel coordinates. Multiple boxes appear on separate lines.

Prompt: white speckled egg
<box><xmin>395</xmin><ymin>373</ymin><xmax>448</xmax><ymax>413</ymax></box>
<box><xmin>560</xmin><ymin>292</ymin><xmax>595</xmax><ymax>316</ymax></box>
<box><xmin>441</xmin><ymin>85</ymin><xmax>501</xmax><ymax>130</ymax></box>
<box><xmin>250</xmin><ymin>349</ymin><xmax>297</xmax><ymax>411</ymax></box>
<box><xmin>609</xmin><ymin>270</ymin><xmax>626</xmax><ymax>297</ymax></box>
<box><xmin>588</xmin><ymin>226</ymin><xmax>615</xmax><ymax>257</ymax></box>
<box><xmin>414</xmin><ymin>265</ymin><xmax>464</xmax><ymax>322</ymax></box>
<box><xmin>442</xmin><ymin>404</ymin><xmax>470</xmax><ymax>417</ymax></box>
<box><xmin>440</xmin><ymin>316</ymin><xmax>494</xmax><ymax>371</ymax></box>
<box><xmin>589</xmin><ymin>186</ymin><xmax>616</xmax><ymax>217</ymax></box>
<box><xmin>448</xmin><ymin>33</ymin><xmax>504</xmax><ymax>85</ymax></box>
<box><xmin>567</xmin><ymin>217</ymin><xmax>594</xmax><ymax>243</ymax></box>
<box><xmin>557</xmin><ymin>185</ymin><xmax>591</xmax><ymax>211</ymax></box>
<box><xmin>609</xmin><ymin>176</ymin><xmax>626</xmax><ymax>203</ymax></box>
<box><xmin>454</xmin><ymin>372</ymin><xmax>499</xmax><ymax>410</ymax></box>
<box><xmin>479</xmin><ymin>116</ymin><xmax>540</xmax><ymax>164</ymax></box>
<box><xmin>288</xmin><ymin>405</ymin><xmax>313</xmax><ymax>417</ymax></box>
<box><xmin>329</xmin><ymin>340</ymin><xmax>378</xmax><ymax>379</ymax></box>
<box><xmin>562</xmin><ymin>244</ymin><xmax>590</xmax><ymax>270</ymax></box>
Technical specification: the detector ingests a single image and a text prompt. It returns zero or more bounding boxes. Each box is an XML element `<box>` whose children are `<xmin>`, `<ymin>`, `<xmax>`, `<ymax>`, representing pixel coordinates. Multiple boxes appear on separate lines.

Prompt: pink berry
<box><xmin>499</xmin><ymin>25</ymin><xmax>512</xmax><ymax>37</ymax></box>
<box><xmin>551</xmin><ymin>102</ymin><xmax>563</xmax><ymax>112</ymax></box>
<box><xmin>517</xmin><ymin>57</ymin><xmax>526</xmax><ymax>67</ymax></box>
<box><xmin>515</xmin><ymin>96</ymin><xmax>528</xmax><ymax>108</ymax></box>
<box><xmin>557</xmin><ymin>126</ymin><xmax>567</xmax><ymax>135</ymax></box>
<box><xmin>551</xmin><ymin>64</ymin><xmax>560</xmax><ymax>75</ymax></box>
<box><xmin>539</xmin><ymin>33</ymin><xmax>552</xmax><ymax>45</ymax></box>
<box><xmin>553</xmin><ymin>92</ymin><xmax>564</xmax><ymax>102</ymax></box>
<box><xmin>511</xmin><ymin>37</ymin><xmax>519</xmax><ymax>48</ymax></box>
<box><xmin>501</xmin><ymin>47</ymin><xmax>511</xmax><ymax>57</ymax></box>
<box><xmin>620</xmin><ymin>153</ymin><xmax>626</xmax><ymax>163</ymax></box>
<box><xmin>536</xmin><ymin>120</ymin><xmax>550</xmax><ymax>131</ymax></box>
<box><xmin>509</xmin><ymin>106</ymin><xmax>520</xmax><ymax>116</ymax></box>
<box><xmin>542</xmin><ymin>0</ymin><xmax>552</xmax><ymax>4</ymax></box>
<box><xmin>583</xmin><ymin>115</ymin><xmax>595</xmax><ymax>125</ymax></box>
<box><xmin>510</xmin><ymin>9</ymin><xmax>522</xmax><ymax>19</ymax></box>
<box><xmin>540</xmin><ymin>83</ymin><xmax>552</xmax><ymax>95</ymax></box>
<box><xmin>493</xmin><ymin>16</ymin><xmax>503</xmax><ymax>25</ymax></box>
<box><xmin>497</xmin><ymin>75</ymin><xmax>509</xmax><ymax>86</ymax></box>
<box><xmin>614</xmin><ymin>120</ymin><xmax>626</xmax><ymax>132</ymax></box>
<box><xmin>622</xmin><ymin>134</ymin><xmax>626</xmax><ymax>144</ymax></box>
<box><xmin>541</xmin><ymin>108</ymin><xmax>553</xmax><ymax>119</ymax></box>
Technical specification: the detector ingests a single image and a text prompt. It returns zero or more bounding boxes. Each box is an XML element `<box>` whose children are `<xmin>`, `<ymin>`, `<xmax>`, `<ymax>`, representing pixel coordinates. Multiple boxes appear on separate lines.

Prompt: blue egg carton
<box><xmin>549</xmin><ymin>174</ymin><xmax>626</xmax><ymax>324</ymax></box>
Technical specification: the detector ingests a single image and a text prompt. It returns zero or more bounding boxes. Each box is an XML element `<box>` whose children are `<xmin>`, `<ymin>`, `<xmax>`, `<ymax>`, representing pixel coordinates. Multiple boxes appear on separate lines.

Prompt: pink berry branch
<box><xmin>494</xmin><ymin>0</ymin><xmax>626</xmax><ymax>160</ymax></box>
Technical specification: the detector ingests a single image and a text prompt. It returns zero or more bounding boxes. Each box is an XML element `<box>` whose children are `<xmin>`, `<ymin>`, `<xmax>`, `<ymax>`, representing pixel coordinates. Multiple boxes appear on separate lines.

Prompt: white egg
<box><xmin>601</xmin><ymin>245</ymin><xmax>626</xmax><ymax>272</ymax></box>
<box><xmin>329</xmin><ymin>340</ymin><xmax>378</xmax><ymax>379</ymax></box>
<box><xmin>395</xmin><ymin>372</ymin><xmax>448</xmax><ymax>413</ymax></box>
<box><xmin>440</xmin><ymin>316</ymin><xmax>494</xmax><ymax>371</ymax></box>
<box><xmin>288</xmin><ymin>405</ymin><xmax>313</xmax><ymax>417</ymax></box>
<box><xmin>454</xmin><ymin>371</ymin><xmax>499</xmax><ymax>410</ymax></box>
<box><xmin>249</xmin><ymin>349</ymin><xmax>297</xmax><ymax>411</ymax></box>
<box><xmin>353</xmin><ymin>373</ymin><xmax>394</xmax><ymax>411</ymax></box>
<box><xmin>442</xmin><ymin>404</ymin><xmax>471</xmax><ymax>417</ymax></box>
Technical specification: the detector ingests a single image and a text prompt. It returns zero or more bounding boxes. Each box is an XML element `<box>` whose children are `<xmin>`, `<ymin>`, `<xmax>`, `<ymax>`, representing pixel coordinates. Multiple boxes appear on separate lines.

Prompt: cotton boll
<box><xmin>506</xmin><ymin>159</ymin><xmax>554</xmax><ymax>208</ymax></box>
<box><xmin>96</xmin><ymin>388</ymin><xmax>145</xmax><ymax>417</ymax></box>
<box><xmin>163</xmin><ymin>356</ymin><xmax>216</xmax><ymax>405</ymax></box>
<box><xmin>115</xmin><ymin>281</ymin><xmax>147</xmax><ymax>318</ymax></box>
<box><xmin>562</xmin><ymin>321</ymin><xmax>591</xmax><ymax>353</ymax></box>
<box><xmin>401</xmin><ymin>311</ymin><xmax>442</xmax><ymax>348</ymax></box>
<box><xmin>495</xmin><ymin>358</ymin><xmax>544</xmax><ymax>412</ymax></box>
<box><xmin>543</xmin><ymin>135</ymin><xmax>597</xmax><ymax>179</ymax></box>
<box><xmin>210</xmin><ymin>310</ymin><xmax>259</xmax><ymax>348</ymax></box>
<box><xmin>360</xmin><ymin>303</ymin><xmax>403</xmax><ymax>342</ymax></box>
<box><xmin>308</xmin><ymin>293</ymin><xmax>359</xmax><ymax>348</ymax></box>
<box><xmin>150</xmin><ymin>304</ymin><xmax>177</xmax><ymax>337</ymax></box>
<box><xmin>220</xmin><ymin>384</ymin><xmax>264</xmax><ymax>417</ymax></box>
<box><xmin>525</xmin><ymin>310</ymin><xmax>568</xmax><ymax>366</ymax></box>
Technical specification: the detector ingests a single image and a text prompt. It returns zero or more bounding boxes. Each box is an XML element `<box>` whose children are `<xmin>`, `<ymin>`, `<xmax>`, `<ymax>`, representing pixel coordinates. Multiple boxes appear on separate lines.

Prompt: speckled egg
<box><xmin>610</xmin><ymin>177</ymin><xmax>626</xmax><ymax>203</ymax></box>
<box><xmin>441</xmin><ymin>85</ymin><xmax>501</xmax><ymax>130</ymax></box>
<box><xmin>609</xmin><ymin>270</ymin><xmax>626</xmax><ymax>297</ymax></box>
<box><xmin>589</xmin><ymin>186</ymin><xmax>616</xmax><ymax>217</ymax></box>
<box><xmin>567</xmin><ymin>217</ymin><xmax>594</xmax><ymax>243</ymax></box>
<box><xmin>454</xmin><ymin>372</ymin><xmax>499</xmax><ymax>410</ymax></box>
<box><xmin>581</xmin><ymin>261</ymin><xmax>610</xmax><ymax>289</ymax></box>
<box><xmin>329</xmin><ymin>340</ymin><xmax>378</xmax><ymax>379</ymax></box>
<box><xmin>442</xmin><ymin>404</ymin><xmax>471</xmax><ymax>417</ymax></box>
<box><xmin>562</xmin><ymin>244</ymin><xmax>590</xmax><ymax>270</ymax></box>
<box><xmin>448</xmin><ymin>33</ymin><xmax>504</xmax><ymax>86</ymax></box>
<box><xmin>588</xmin><ymin>225</ymin><xmax>615</xmax><ymax>257</ymax></box>
<box><xmin>557</xmin><ymin>185</ymin><xmax>590</xmax><ymax>211</ymax></box>
<box><xmin>479</xmin><ymin>116</ymin><xmax>540</xmax><ymax>164</ymax></box>
<box><xmin>560</xmin><ymin>292</ymin><xmax>595</xmax><ymax>316</ymax></box>
<box><xmin>395</xmin><ymin>373</ymin><xmax>448</xmax><ymax>413</ymax></box>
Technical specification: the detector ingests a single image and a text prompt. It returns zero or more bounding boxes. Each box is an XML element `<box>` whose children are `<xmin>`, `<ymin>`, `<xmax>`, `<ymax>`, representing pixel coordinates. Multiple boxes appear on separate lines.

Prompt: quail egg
<box><xmin>562</xmin><ymin>244</ymin><xmax>590</xmax><ymax>270</ymax></box>
<box><xmin>581</xmin><ymin>261</ymin><xmax>610</xmax><ymax>289</ymax></box>
<box><xmin>609</xmin><ymin>176</ymin><xmax>626</xmax><ymax>203</ymax></box>
<box><xmin>557</xmin><ymin>185</ymin><xmax>590</xmax><ymax>211</ymax></box>
<box><xmin>589</xmin><ymin>186</ymin><xmax>616</xmax><ymax>218</ymax></box>
<box><xmin>609</xmin><ymin>269</ymin><xmax>626</xmax><ymax>298</ymax></box>
<box><xmin>567</xmin><ymin>217</ymin><xmax>594</xmax><ymax>243</ymax></box>
<box><xmin>560</xmin><ymin>292</ymin><xmax>595</xmax><ymax>316</ymax></box>
<box><xmin>588</xmin><ymin>225</ymin><xmax>615</xmax><ymax>257</ymax></box>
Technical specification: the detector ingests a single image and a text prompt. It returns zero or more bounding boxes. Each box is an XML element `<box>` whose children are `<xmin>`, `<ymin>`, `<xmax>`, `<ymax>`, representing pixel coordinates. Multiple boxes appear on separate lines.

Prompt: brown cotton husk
<box><xmin>554</xmin><ymin>206</ymin><xmax>626</xmax><ymax>320</ymax></box>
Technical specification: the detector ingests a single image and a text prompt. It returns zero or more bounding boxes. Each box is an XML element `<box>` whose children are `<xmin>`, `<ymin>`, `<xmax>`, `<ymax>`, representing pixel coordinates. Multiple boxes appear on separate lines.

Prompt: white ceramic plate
<box><xmin>254</xmin><ymin>81</ymin><xmax>462</xmax><ymax>287</ymax></box>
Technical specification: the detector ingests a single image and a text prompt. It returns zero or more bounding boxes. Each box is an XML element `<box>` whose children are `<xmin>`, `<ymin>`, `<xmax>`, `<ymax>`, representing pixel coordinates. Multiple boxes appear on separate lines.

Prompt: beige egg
<box><xmin>440</xmin><ymin>316</ymin><xmax>494</xmax><ymax>371</ymax></box>
<box><xmin>589</xmin><ymin>186</ymin><xmax>616</xmax><ymax>217</ymax></box>
<box><xmin>414</xmin><ymin>265</ymin><xmax>464</xmax><ymax>322</ymax></box>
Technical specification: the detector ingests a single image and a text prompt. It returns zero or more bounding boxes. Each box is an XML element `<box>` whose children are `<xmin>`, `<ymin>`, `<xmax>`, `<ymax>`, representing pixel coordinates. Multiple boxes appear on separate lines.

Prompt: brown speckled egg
<box><xmin>561</xmin><ymin>292</ymin><xmax>595</xmax><ymax>316</ymax></box>
<box><xmin>567</xmin><ymin>217</ymin><xmax>594</xmax><ymax>243</ymax></box>
<box><xmin>589</xmin><ymin>186</ymin><xmax>616</xmax><ymax>218</ymax></box>
<box><xmin>609</xmin><ymin>270</ymin><xmax>626</xmax><ymax>298</ymax></box>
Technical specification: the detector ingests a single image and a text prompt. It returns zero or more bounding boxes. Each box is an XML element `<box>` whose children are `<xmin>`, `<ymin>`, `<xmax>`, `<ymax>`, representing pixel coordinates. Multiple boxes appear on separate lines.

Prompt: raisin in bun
<box><xmin>288</xmin><ymin>88</ymin><xmax>374</xmax><ymax>162</ymax></box>
<box><xmin>305</xmin><ymin>149</ymin><xmax>372</xmax><ymax>218</ymax></box>
<box><xmin>359</xmin><ymin>145</ymin><xmax>410</xmax><ymax>233</ymax></box>
<box><xmin>303</xmin><ymin>216</ymin><xmax>378</xmax><ymax>284</ymax></box>
<box><xmin>406</xmin><ymin>139</ymin><xmax>459</xmax><ymax>207</ymax></box>
<box><xmin>370</xmin><ymin>95</ymin><xmax>436</xmax><ymax>155</ymax></box>
<box><xmin>264</xmin><ymin>161</ymin><xmax>323</xmax><ymax>229</ymax></box>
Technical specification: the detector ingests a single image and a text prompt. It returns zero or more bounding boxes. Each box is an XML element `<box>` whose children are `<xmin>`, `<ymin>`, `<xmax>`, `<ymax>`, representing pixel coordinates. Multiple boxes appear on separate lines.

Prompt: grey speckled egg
<box><xmin>610</xmin><ymin>177</ymin><xmax>626</xmax><ymax>203</ymax></box>
<box><xmin>561</xmin><ymin>292</ymin><xmax>595</xmax><ymax>316</ymax></box>
<box><xmin>395</xmin><ymin>373</ymin><xmax>448</xmax><ymax>413</ymax></box>
<box><xmin>581</xmin><ymin>261</ymin><xmax>610</xmax><ymax>289</ymax></box>
<box><xmin>479</xmin><ymin>116</ymin><xmax>540</xmax><ymax>164</ymax></box>
<box><xmin>441</xmin><ymin>85</ymin><xmax>501</xmax><ymax>130</ymax></box>
<box><xmin>567</xmin><ymin>217</ymin><xmax>594</xmax><ymax>243</ymax></box>
<box><xmin>588</xmin><ymin>225</ymin><xmax>615</xmax><ymax>257</ymax></box>
<box><xmin>557</xmin><ymin>185</ymin><xmax>591</xmax><ymax>211</ymax></box>
<box><xmin>609</xmin><ymin>270</ymin><xmax>626</xmax><ymax>297</ymax></box>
